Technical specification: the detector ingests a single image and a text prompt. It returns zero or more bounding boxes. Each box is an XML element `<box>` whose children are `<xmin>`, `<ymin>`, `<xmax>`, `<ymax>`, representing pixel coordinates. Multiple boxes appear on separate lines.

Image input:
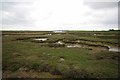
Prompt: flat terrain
<box><xmin>2</xmin><ymin>30</ymin><xmax>120</xmax><ymax>78</ymax></box>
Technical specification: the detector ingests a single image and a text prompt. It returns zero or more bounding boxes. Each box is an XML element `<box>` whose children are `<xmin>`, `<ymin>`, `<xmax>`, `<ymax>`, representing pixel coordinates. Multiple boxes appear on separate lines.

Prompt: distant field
<box><xmin>2</xmin><ymin>30</ymin><xmax>119</xmax><ymax>78</ymax></box>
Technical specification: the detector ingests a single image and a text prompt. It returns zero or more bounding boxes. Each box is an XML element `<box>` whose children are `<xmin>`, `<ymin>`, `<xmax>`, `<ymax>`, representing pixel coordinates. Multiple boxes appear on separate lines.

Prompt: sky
<box><xmin>0</xmin><ymin>0</ymin><xmax>119</xmax><ymax>31</ymax></box>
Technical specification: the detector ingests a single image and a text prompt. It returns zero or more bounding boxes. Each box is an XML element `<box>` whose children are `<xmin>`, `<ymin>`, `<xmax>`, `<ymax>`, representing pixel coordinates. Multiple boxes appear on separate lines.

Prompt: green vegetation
<box><xmin>2</xmin><ymin>30</ymin><xmax>119</xmax><ymax>78</ymax></box>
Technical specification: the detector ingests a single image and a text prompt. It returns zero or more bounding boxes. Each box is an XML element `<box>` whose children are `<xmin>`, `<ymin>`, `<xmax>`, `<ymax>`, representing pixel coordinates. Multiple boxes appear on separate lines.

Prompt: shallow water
<box><xmin>34</xmin><ymin>38</ymin><xmax>47</xmax><ymax>41</ymax></box>
<box><xmin>67</xmin><ymin>45</ymin><xmax>81</xmax><ymax>48</ymax></box>
<box><xmin>4</xmin><ymin>35</ymin><xmax>9</xmax><ymax>37</ymax></box>
<box><xmin>109</xmin><ymin>47</ymin><xmax>120</xmax><ymax>52</ymax></box>
<box><xmin>56</xmin><ymin>41</ymin><xmax>64</xmax><ymax>44</ymax></box>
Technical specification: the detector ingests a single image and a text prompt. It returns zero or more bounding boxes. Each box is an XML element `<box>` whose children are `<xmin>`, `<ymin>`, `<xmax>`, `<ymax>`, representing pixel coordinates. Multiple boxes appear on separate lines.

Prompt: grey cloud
<box><xmin>0</xmin><ymin>2</ymin><xmax>18</xmax><ymax>11</ymax></box>
<box><xmin>119</xmin><ymin>1</ymin><xmax>120</xmax><ymax>8</ymax></box>
<box><xmin>0</xmin><ymin>0</ymin><xmax>34</xmax><ymax>2</ymax></box>
<box><xmin>102</xmin><ymin>18</ymin><xmax>118</xmax><ymax>25</ymax></box>
<box><xmin>85</xmin><ymin>2</ymin><xmax>118</xmax><ymax>9</ymax></box>
<box><xmin>85</xmin><ymin>2</ymin><xmax>118</xmax><ymax>26</ymax></box>
<box><xmin>1</xmin><ymin>2</ymin><xmax>33</xmax><ymax>26</ymax></box>
<box><xmin>1</xmin><ymin>0</ymin><xmax>118</xmax><ymax>30</ymax></box>
<box><xmin>1</xmin><ymin>2</ymin><xmax>32</xmax><ymax>11</ymax></box>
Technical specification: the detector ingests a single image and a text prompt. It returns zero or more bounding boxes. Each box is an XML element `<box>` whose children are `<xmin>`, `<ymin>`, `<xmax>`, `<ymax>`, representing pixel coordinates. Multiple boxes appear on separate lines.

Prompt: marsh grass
<box><xmin>2</xmin><ymin>31</ymin><xmax>119</xmax><ymax>78</ymax></box>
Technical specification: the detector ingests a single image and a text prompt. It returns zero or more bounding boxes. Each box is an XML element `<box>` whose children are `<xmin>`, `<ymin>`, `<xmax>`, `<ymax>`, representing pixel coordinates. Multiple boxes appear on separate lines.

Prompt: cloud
<box><xmin>85</xmin><ymin>0</ymin><xmax>119</xmax><ymax>2</ymax></box>
<box><xmin>0</xmin><ymin>0</ymin><xmax>34</xmax><ymax>2</ymax></box>
<box><xmin>1</xmin><ymin>2</ymin><xmax>34</xmax><ymax>26</ymax></box>
<box><xmin>0</xmin><ymin>0</ymin><xmax>118</xmax><ymax>30</ymax></box>
<box><xmin>87</xmin><ymin>7</ymin><xmax>118</xmax><ymax>25</ymax></box>
<box><xmin>85</xmin><ymin>2</ymin><xmax>118</xmax><ymax>9</ymax></box>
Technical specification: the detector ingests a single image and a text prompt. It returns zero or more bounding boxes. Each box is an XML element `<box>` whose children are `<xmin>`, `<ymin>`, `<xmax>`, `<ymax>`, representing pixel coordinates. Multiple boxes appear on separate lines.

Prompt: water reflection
<box><xmin>34</xmin><ymin>38</ymin><xmax>47</xmax><ymax>41</ymax></box>
<box><xmin>109</xmin><ymin>47</ymin><xmax>120</xmax><ymax>52</ymax></box>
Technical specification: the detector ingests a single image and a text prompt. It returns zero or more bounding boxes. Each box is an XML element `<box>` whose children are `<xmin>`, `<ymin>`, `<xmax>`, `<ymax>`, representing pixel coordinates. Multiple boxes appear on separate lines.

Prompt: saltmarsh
<box><xmin>2</xmin><ymin>31</ymin><xmax>119</xmax><ymax>78</ymax></box>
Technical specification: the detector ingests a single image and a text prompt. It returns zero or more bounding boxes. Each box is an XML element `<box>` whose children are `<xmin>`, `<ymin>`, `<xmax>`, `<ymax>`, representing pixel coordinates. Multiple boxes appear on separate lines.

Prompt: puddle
<box><xmin>56</xmin><ymin>41</ymin><xmax>64</xmax><ymax>45</ymax></box>
<box><xmin>76</xmin><ymin>40</ymin><xmax>80</xmax><ymax>42</ymax></box>
<box><xmin>67</xmin><ymin>44</ymin><xmax>81</xmax><ymax>48</ymax></box>
<box><xmin>45</xmin><ymin>34</ymin><xmax>52</xmax><ymax>36</ymax></box>
<box><xmin>94</xmin><ymin>34</ymin><xmax>97</xmax><ymax>36</ymax></box>
<box><xmin>47</xmin><ymin>34</ymin><xmax>52</xmax><ymax>35</ymax></box>
<box><xmin>4</xmin><ymin>35</ymin><xmax>9</xmax><ymax>37</ymax></box>
<box><xmin>32</xmin><ymin>38</ymin><xmax>119</xmax><ymax>52</ymax></box>
<box><xmin>109</xmin><ymin>47</ymin><xmax>120</xmax><ymax>52</ymax></box>
<box><xmin>34</xmin><ymin>38</ymin><xmax>47</xmax><ymax>41</ymax></box>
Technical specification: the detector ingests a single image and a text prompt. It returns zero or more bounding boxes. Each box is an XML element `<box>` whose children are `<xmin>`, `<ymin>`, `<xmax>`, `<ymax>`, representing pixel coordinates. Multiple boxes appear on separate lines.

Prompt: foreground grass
<box><xmin>2</xmin><ymin>31</ymin><xmax>119</xmax><ymax>78</ymax></box>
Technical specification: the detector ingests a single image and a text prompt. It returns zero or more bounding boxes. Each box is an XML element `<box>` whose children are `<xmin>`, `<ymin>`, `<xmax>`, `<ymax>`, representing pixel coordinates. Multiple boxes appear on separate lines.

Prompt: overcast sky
<box><xmin>0</xmin><ymin>0</ymin><xmax>119</xmax><ymax>31</ymax></box>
